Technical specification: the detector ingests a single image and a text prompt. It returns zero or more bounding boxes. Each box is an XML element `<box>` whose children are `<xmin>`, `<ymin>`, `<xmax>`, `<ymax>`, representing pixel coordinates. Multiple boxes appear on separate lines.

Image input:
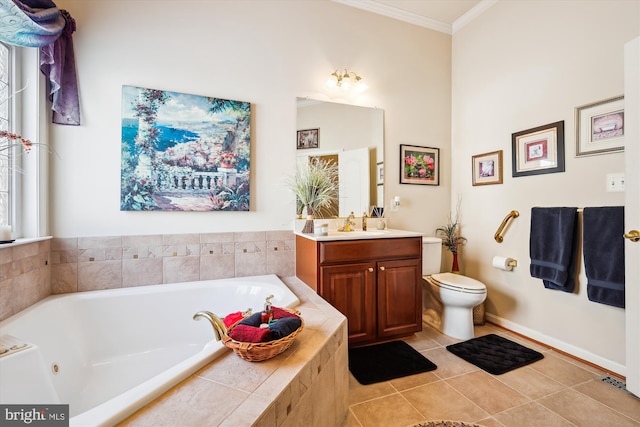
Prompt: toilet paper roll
<box><xmin>492</xmin><ymin>256</ymin><xmax>515</xmax><ymax>271</ymax></box>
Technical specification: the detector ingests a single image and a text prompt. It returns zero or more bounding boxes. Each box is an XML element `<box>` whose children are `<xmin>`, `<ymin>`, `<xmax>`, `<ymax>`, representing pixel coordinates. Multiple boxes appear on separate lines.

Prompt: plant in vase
<box><xmin>285</xmin><ymin>159</ymin><xmax>338</xmax><ymax>234</ymax></box>
<box><xmin>435</xmin><ymin>209</ymin><xmax>467</xmax><ymax>273</ymax></box>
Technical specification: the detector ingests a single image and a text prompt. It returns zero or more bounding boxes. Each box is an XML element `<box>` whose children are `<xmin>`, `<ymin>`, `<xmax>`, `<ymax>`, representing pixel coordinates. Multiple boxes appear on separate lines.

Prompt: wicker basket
<box><xmin>221</xmin><ymin>308</ymin><xmax>304</xmax><ymax>362</ymax></box>
<box><xmin>473</xmin><ymin>302</ymin><xmax>485</xmax><ymax>325</ymax></box>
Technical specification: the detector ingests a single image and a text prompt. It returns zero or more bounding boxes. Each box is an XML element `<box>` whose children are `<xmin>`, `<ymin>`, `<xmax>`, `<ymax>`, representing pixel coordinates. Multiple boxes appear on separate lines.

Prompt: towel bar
<box><xmin>494</xmin><ymin>210</ymin><xmax>519</xmax><ymax>243</ymax></box>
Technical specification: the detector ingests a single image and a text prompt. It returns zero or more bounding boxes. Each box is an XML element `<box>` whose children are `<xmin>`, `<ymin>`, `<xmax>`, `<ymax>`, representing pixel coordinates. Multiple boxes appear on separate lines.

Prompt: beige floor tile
<box><xmin>496</xmin><ymin>365</ymin><xmax>566</xmax><ymax>399</ymax></box>
<box><xmin>475</xmin><ymin>417</ymin><xmax>505</xmax><ymax>427</ymax></box>
<box><xmin>404</xmin><ymin>329</ymin><xmax>443</xmax><ymax>351</ymax></box>
<box><xmin>346</xmin><ymin>323</ymin><xmax>635</xmax><ymax>427</ymax></box>
<box><xmin>574</xmin><ymin>379</ymin><xmax>640</xmax><ymax>423</ymax></box>
<box><xmin>538</xmin><ymin>388</ymin><xmax>640</xmax><ymax>426</ymax></box>
<box><xmin>423</xmin><ymin>347</ymin><xmax>479</xmax><ymax>379</ymax></box>
<box><xmin>529</xmin><ymin>352</ymin><xmax>599</xmax><ymax>386</ymax></box>
<box><xmin>348</xmin><ymin>373</ymin><xmax>397</xmax><ymax>405</ymax></box>
<box><xmin>389</xmin><ymin>370</ymin><xmax>440</xmax><ymax>391</ymax></box>
<box><xmin>401</xmin><ymin>380</ymin><xmax>490</xmax><ymax>422</ymax></box>
<box><xmin>493</xmin><ymin>401</ymin><xmax>574</xmax><ymax>427</ymax></box>
<box><xmin>446</xmin><ymin>371</ymin><xmax>530</xmax><ymax>415</ymax></box>
<box><xmin>350</xmin><ymin>393</ymin><xmax>424</xmax><ymax>427</ymax></box>
<box><xmin>344</xmin><ymin>410</ymin><xmax>364</xmax><ymax>427</ymax></box>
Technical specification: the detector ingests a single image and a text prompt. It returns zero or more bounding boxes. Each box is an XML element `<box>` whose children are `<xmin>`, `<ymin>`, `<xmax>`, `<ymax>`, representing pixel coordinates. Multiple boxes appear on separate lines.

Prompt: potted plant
<box><xmin>435</xmin><ymin>208</ymin><xmax>467</xmax><ymax>273</ymax></box>
<box><xmin>286</xmin><ymin>159</ymin><xmax>338</xmax><ymax>234</ymax></box>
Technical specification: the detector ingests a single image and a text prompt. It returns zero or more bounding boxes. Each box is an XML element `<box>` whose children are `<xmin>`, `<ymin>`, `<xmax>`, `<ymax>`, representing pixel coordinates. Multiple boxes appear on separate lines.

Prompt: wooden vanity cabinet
<box><xmin>296</xmin><ymin>235</ymin><xmax>422</xmax><ymax>346</ymax></box>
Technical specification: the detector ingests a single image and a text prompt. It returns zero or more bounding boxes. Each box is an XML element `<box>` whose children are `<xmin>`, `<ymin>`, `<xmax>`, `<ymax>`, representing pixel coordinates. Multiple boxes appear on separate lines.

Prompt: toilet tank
<box><xmin>422</xmin><ymin>236</ymin><xmax>442</xmax><ymax>276</ymax></box>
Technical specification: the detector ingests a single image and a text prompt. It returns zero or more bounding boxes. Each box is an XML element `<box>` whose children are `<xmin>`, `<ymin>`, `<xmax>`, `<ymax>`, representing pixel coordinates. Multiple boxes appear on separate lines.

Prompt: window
<box><xmin>0</xmin><ymin>44</ymin><xmax>44</xmax><ymax>239</ymax></box>
<box><xmin>0</xmin><ymin>42</ymin><xmax>10</xmax><ymax>228</ymax></box>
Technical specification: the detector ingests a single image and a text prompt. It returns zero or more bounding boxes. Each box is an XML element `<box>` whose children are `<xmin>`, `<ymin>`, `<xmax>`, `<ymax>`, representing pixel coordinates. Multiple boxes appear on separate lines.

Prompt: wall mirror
<box><xmin>296</xmin><ymin>98</ymin><xmax>384</xmax><ymax>218</ymax></box>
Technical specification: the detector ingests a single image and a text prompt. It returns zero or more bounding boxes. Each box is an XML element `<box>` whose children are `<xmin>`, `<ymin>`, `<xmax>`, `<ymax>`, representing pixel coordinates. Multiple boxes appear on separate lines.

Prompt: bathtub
<box><xmin>0</xmin><ymin>274</ymin><xmax>300</xmax><ymax>427</ymax></box>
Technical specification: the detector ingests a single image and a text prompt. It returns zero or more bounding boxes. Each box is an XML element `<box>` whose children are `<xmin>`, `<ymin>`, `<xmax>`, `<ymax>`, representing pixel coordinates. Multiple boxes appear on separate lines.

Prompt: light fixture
<box><xmin>328</xmin><ymin>69</ymin><xmax>367</xmax><ymax>91</ymax></box>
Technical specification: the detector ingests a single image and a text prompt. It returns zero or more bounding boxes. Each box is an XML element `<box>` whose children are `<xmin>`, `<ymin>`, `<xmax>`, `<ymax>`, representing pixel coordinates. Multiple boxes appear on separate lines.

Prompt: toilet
<box><xmin>422</xmin><ymin>236</ymin><xmax>487</xmax><ymax>340</ymax></box>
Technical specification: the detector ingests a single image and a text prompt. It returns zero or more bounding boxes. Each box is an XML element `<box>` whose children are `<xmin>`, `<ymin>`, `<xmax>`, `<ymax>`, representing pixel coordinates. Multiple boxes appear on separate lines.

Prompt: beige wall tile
<box><xmin>78</xmin><ymin>260</ymin><xmax>122</xmax><ymax>291</ymax></box>
<box><xmin>200</xmin><ymin>254</ymin><xmax>235</xmax><ymax>280</ymax></box>
<box><xmin>0</xmin><ymin>279</ymin><xmax>15</xmax><ymax>320</ymax></box>
<box><xmin>163</xmin><ymin>255</ymin><xmax>199</xmax><ymax>283</ymax></box>
<box><xmin>122</xmin><ymin>257</ymin><xmax>163</xmax><ymax>287</ymax></box>
<box><xmin>51</xmin><ymin>263</ymin><xmax>78</xmax><ymax>294</ymax></box>
<box><xmin>200</xmin><ymin>232</ymin><xmax>234</xmax><ymax>243</ymax></box>
<box><xmin>235</xmin><ymin>231</ymin><xmax>266</xmax><ymax>242</ymax></box>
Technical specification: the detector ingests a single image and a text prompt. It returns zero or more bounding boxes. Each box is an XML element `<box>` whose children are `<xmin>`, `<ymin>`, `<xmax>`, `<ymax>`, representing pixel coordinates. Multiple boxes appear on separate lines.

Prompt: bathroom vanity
<box><xmin>295</xmin><ymin>229</ymin><xmax>423</xmax><ymax>346</ymax></box>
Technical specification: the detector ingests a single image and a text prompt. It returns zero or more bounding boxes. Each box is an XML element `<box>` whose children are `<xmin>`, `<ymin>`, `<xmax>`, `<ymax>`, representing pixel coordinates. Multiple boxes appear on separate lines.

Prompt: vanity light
<box><xmin>328</xmin><ymin>69</ymin><xmax>367</xmax><ymax>92</ymax></box>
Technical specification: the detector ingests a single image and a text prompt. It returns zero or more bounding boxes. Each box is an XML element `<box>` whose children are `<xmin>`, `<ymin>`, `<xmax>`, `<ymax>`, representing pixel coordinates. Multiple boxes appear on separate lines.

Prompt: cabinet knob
<box><xmin>368</xmin><ymin>267</ymin><xmax>374</xmax><ymax>272</ymax></box>
<box><xmin>379</xmin><ymin>266</ymin><xmax>385</xmax><ymax>271</ymax></box>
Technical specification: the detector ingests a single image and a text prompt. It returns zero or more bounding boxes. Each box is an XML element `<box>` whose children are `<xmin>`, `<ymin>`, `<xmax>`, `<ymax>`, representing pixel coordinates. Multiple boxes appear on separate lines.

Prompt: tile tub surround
<box><xmin>0</xmin><ymin>230</ymin><xmax>295</xmax><ymax>322</ymax></box>
<box><xmin>119</xmin><ymin>276</ymin><xmax>349</xmax><ymax>427</ymax></box>
<box><xmin>0</xmin><ymin>239</ymin><xmax>51</xmax><ymax>321</ymax></box>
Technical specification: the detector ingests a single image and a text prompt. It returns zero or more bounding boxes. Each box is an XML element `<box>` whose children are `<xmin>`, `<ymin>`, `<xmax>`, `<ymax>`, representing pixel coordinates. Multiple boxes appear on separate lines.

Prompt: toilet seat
<box><xmin>428</xmin><ymin>272</ymin><xmax>486</xmax><ymax>294</ymax></box>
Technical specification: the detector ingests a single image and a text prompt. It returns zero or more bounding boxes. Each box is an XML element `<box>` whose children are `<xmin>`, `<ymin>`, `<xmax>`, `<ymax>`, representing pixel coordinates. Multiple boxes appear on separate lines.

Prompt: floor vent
<box><xmin>600</xmin><ymin>375</ymin><xmax>627</xmax><ymax>391</ymax></box>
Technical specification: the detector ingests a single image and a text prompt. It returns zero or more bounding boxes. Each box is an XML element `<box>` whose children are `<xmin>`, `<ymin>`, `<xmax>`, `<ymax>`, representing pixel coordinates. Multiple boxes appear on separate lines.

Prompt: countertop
<box><xmin>295</xmin><ymin>228</ymin><xmax>424</xmax><ymax>241</ymax></box>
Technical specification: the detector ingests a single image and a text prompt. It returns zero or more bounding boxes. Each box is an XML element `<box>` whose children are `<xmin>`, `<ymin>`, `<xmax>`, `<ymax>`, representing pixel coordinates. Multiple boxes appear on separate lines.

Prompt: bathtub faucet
<box><xmin>193</xmin><ymin>311</ymin><xmax>227</xmax><ymax>341</ymax></box>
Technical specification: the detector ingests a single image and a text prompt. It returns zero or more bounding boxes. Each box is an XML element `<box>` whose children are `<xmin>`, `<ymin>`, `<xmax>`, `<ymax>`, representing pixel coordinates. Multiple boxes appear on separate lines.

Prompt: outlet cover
<box><xmin>606</xmin><ymin>173</ymin><xmax>625</xmax><ymax>192</ymax></box>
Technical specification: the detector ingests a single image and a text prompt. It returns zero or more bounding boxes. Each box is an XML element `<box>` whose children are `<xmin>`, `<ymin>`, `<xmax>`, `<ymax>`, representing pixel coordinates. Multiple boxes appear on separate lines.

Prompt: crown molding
<box><xmin>452</xmin><ymin>0</ymin><xmax>498</xmax><ymax>34</ymax></box>
<box><xmin>332</xmin><ymin>0</ymin><xmax>452</xmax><ymax>34</ymax></box>
<box><xmin>332</xmin><ymin>0</ymin><xmax>498</xmax><ymax>35</ymax></box>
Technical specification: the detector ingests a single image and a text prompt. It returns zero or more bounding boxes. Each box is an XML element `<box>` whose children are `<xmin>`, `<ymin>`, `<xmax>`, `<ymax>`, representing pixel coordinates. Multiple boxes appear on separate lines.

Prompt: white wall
<box><xmin>50</xmin><ymin>0</ymin><xmax>452</xmax><ymax>237</ymax></box>
<box><xmin>452</xmin><ymin>0</ymin><xmax>639</xmax><ymax>371</ymax></box>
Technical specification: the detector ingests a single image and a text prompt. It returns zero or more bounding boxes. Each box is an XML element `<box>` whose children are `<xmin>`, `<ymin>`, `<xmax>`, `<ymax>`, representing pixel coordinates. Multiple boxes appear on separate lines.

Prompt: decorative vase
<box><xmin>451</xmin><ymin>252</ymin><xmax>460</xmax><ymax>273</ymax></box>
<box><xmin>301</xmin><ymin>209</ymin><xmax>315</xmax><ymax>234</ymax></box>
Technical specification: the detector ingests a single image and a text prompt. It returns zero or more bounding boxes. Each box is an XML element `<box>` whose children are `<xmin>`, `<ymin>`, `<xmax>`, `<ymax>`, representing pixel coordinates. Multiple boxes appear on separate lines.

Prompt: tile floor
<box><xmin>344</xmin><ymin>323</ymin><xmax>640</xmax><ymax>427</ymax></box>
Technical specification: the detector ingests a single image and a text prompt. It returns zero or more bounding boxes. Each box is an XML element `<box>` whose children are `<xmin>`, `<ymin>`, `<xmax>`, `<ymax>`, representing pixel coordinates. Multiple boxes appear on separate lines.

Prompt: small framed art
<box><xmin>296</xmin><ymin>128</ymin><xmax>319</xmax><ymax>149</ymax></box>
<box><xmin>376</xmin><ymin>162</ymin><xmax>384</xmax><ymax>185</ymax></box>
<box><xmin>512</xmin><ymin>121</ymin><xmax>565</xmax><ymax>177</ymax></box>
<box><xmin>400</xmin><ymin>144</ymin><xmax>439</xmax><ymax>186</ymax></box>
<box><xmin>575</xmin><ymin>96</ymin><xmax>624</xmax><ymax>157</ymax></box>
<box><xmin>472</xmin><ymin>150</ymin><xmax>503</xmax><ymax>186</ymax></box>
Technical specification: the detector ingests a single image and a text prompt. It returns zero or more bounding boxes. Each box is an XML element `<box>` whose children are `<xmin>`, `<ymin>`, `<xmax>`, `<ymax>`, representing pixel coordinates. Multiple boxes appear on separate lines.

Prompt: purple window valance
<box><xmin>0</xmin><ymin>0</ymin><xmax>80</xmax><ymax>125</ymax></box>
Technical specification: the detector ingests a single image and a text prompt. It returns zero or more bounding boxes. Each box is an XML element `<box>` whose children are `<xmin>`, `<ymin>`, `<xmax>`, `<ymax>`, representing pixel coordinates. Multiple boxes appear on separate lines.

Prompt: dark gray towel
<box><xmin>529</xmin><ymin>207</ymin><xmax>579</xmax><ymax>292</ymax></box>
<box><xmin>583</xmin><ymin>207</ymin><xmax>625</xmax><ymax>308</ymax></box>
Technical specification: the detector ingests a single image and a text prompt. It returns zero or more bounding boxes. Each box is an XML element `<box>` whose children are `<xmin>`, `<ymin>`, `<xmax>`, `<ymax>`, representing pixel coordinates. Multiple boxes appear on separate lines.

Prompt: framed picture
<box><xmin>296</xmin><ymin>128</ymin><xmax>319</xmax><ymax>149</ymax></box>
<box><xmin>472</xmin><ymin>150</ymin><xmax>503</xmax><ymax>186</ymax></box>
<box><xmin>575</xmin><ymin>96</ymin><xmax>624</xmax><ymax>157</ymax></box>
<box><xmin>400</xmin><ymin>144</ymin><xmax>439</xmax><ymax>186</ymax></box>
<box><xmin>120</xmin><ymin>85</ymin><xmax>251</xmax><ymax>212</ymax></box>
<box><xmin>512</xmin><ymin>121</ymin><xmax>565</xmax><ymax>177</ymax></box>
<box><xmin>376</xmin><ymin>162</ymin><xmax>384</xmax><ymax>185</ymax></box>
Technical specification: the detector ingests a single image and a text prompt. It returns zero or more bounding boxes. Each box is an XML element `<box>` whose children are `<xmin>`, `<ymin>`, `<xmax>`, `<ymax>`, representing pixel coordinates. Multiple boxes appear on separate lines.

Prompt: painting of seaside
<box><xmin>120</xmin><ymin>85</ymin><xmax>250</xmax><ymax>211</ymax></box>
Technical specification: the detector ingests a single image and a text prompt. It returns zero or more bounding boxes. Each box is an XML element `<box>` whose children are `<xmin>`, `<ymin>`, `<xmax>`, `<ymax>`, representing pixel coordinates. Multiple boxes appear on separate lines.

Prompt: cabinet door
<box><xmin>320</xmin><ymin>263</ymin><xmax>376</xmax><ymax>344</ymax></box>
<box><xmin>377</xmin><ymin>258</ymin><xmax>422</xmax><ymax>338</ymax></box>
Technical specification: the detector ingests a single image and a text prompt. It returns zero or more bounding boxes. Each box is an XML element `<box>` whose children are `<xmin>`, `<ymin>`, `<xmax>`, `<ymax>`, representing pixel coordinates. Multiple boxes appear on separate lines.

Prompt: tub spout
<box><xmin>193</xmin><ymin>311</ymin><xmax>227</xmax><ymax>341</ymax></box>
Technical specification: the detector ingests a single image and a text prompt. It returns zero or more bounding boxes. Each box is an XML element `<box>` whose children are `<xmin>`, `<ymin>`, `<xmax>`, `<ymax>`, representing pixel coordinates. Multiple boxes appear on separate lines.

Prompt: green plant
<box><xmin>285</xmin><ymin>159</ymin><xmax>338</xmax><ymax>232</ymax></box>
<box><xmin>436</xmin><ymin>209</ymin><xmax>466</xmax><ymax>254</ymax></box>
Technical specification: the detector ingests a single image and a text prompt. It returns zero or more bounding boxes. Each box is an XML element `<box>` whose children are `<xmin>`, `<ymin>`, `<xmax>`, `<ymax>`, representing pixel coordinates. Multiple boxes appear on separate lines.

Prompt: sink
<box><xmin>328</xmin><ymin>230</ymin><xmax>389</xmax><ymax>237</ymax></box>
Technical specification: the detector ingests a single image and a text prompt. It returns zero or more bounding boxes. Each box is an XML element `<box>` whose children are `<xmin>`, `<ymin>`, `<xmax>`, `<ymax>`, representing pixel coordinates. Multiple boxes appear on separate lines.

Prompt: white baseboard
<box><xmin>485</xmin><ymin>313</ymin><xmax>626</xmax><ymax>378</ymax></box>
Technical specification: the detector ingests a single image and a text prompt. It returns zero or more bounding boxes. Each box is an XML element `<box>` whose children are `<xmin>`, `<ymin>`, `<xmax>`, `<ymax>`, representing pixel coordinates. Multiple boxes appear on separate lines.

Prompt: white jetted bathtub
<box><xmin>0</xmin><ymin>274</ymin><xmax>300</xmax><ymax>427</ymax></box>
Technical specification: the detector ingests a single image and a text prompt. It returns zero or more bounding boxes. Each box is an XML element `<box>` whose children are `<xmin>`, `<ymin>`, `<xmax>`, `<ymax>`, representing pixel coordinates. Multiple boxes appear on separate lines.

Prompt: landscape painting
<box><xmin>120</xmin><ymin>85</ymin><xmax>251</xmax><ymax>211</ymax></box>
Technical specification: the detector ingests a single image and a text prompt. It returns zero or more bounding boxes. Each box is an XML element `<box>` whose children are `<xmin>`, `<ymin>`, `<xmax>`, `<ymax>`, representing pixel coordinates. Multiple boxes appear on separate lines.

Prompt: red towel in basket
<box><xmin>272</xmin><ymin>306</ymin><xmax>299</xmax><ymax>320</ymax></box>
<box><xmin>223</xmin><ymin>311</ymin><xmax>245</xmax><ymax>328</ymax></box>
<box><xmin>229</xmin><ymin>324</ymin><xmax>271</xmax><ymax>343</ymax></box>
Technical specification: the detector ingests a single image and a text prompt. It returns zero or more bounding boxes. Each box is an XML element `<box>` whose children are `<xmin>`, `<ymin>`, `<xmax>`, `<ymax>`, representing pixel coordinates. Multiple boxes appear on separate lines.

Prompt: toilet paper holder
<box><xmin>492</xmin><ymin>256</ymin><xmax>518</xmax><ymax>271</ymax></box>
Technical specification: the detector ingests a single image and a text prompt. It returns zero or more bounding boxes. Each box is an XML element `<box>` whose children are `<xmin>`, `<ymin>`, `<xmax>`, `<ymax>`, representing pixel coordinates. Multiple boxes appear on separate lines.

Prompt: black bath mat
<box><xmin>348</xmin><ymin>340</ymin><xmax>437</xmax><ymax>385</ymax></box>
<box><xmin>446</xmin><ymin>333</ymin><xmax>544</xmax><ymax>375</ymax></box>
